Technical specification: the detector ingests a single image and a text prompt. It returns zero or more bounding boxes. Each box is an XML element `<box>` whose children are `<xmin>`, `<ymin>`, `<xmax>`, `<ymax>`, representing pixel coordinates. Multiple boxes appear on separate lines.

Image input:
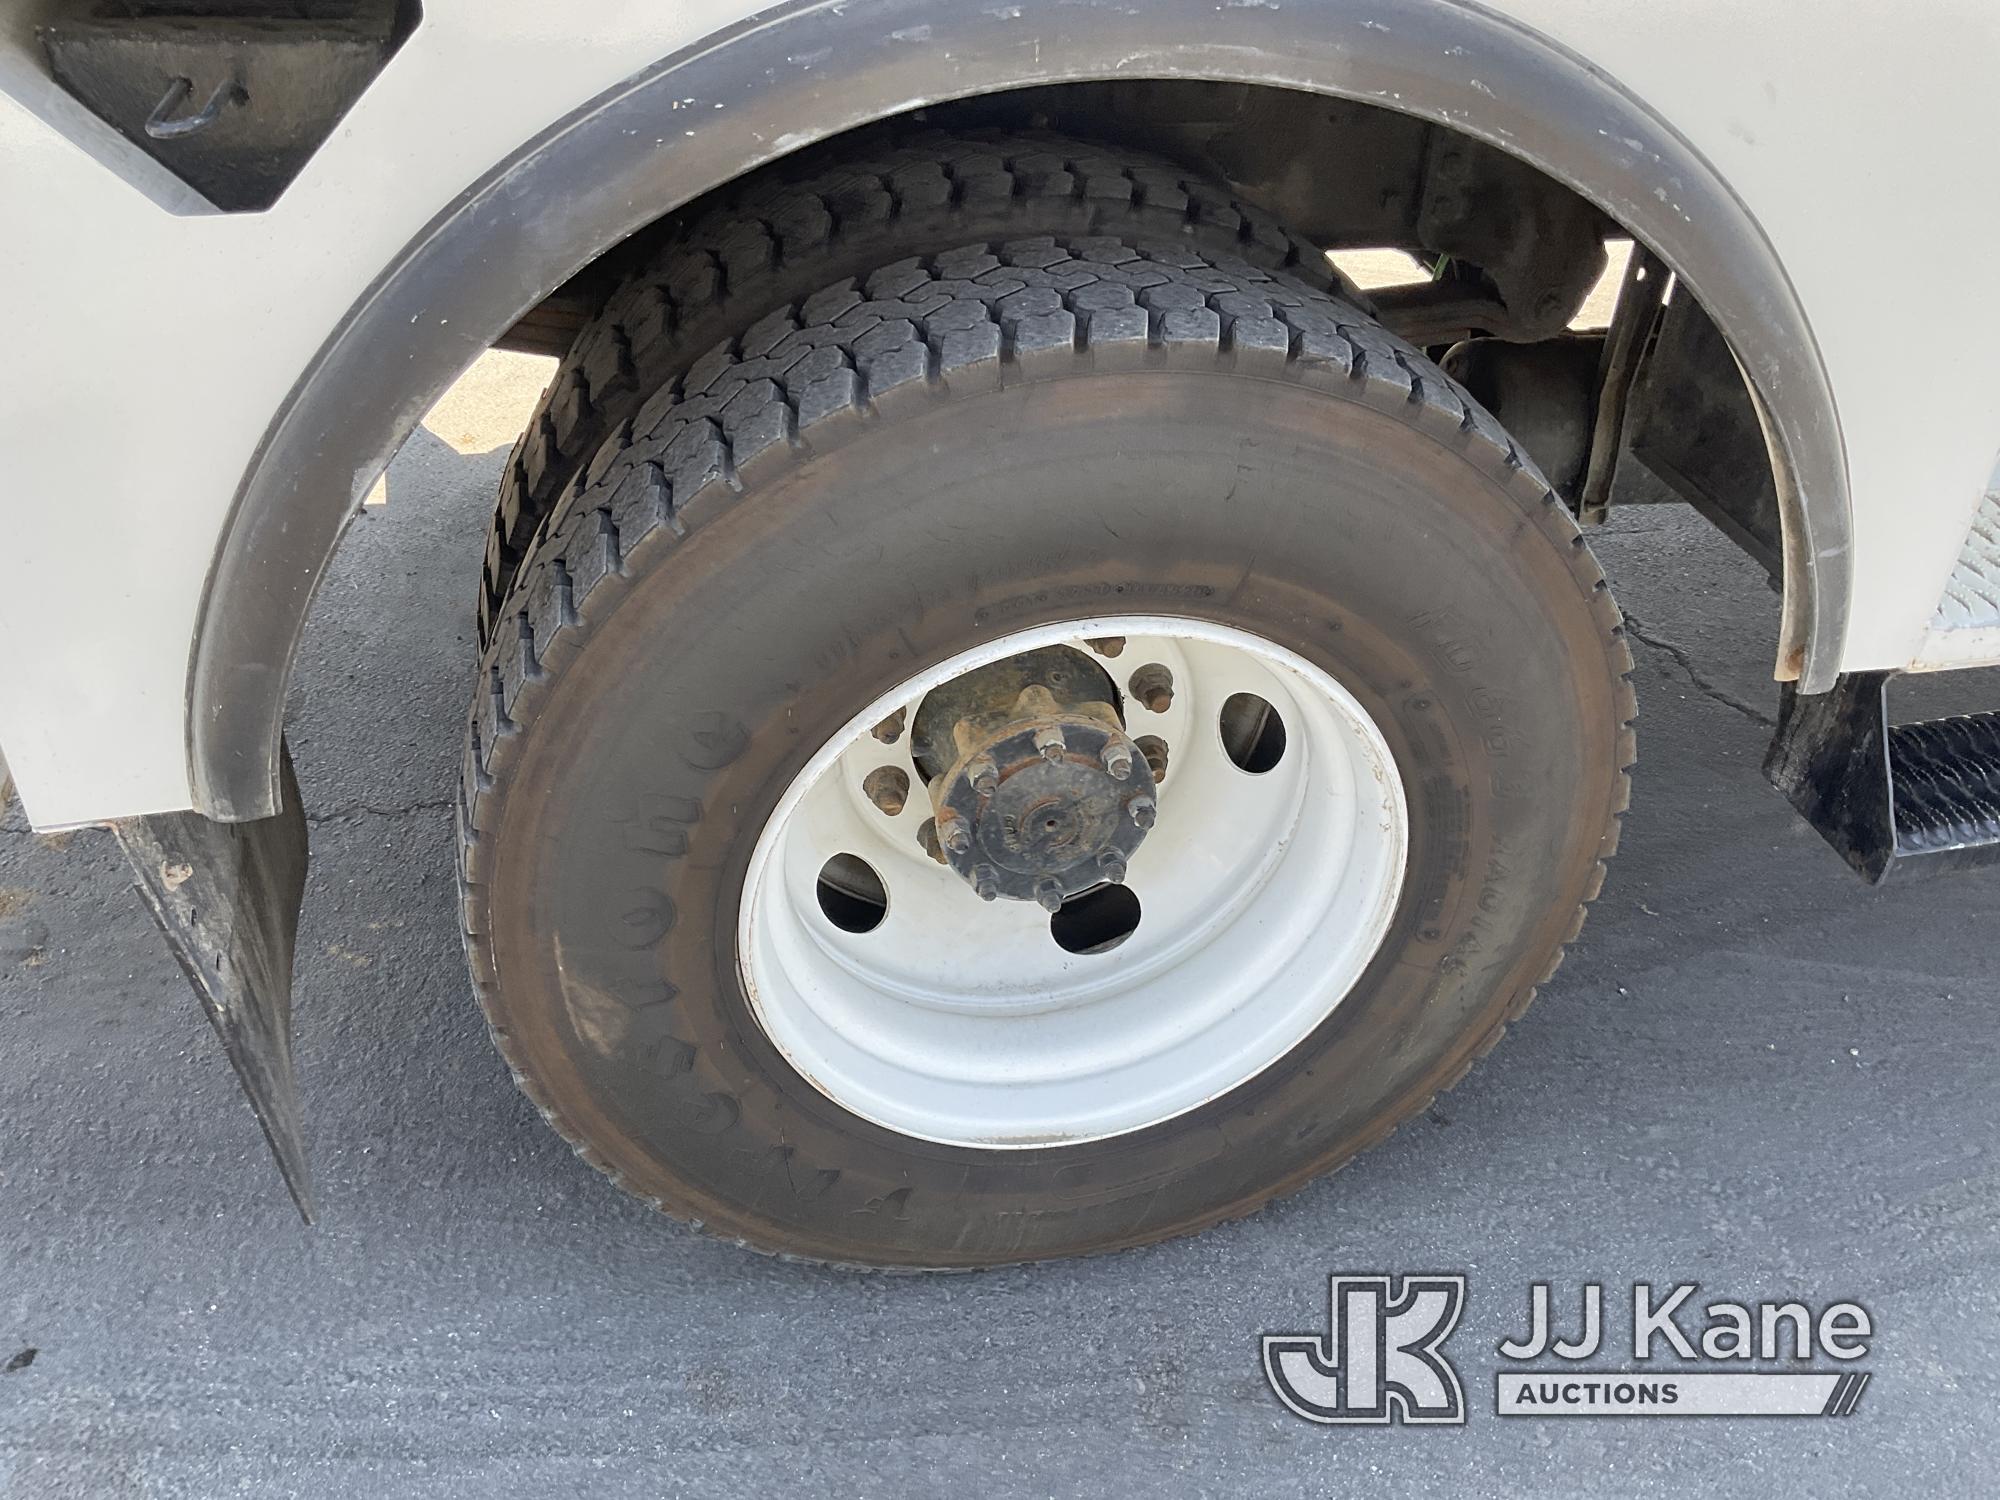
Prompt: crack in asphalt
<box><xmin>1621</xmin><ymin>611</ymin><xmax>1778</xmax><ymax>730</ymax></box>
<box><xmin>306</xmin><ymin>797</ymin><xmax>455</xmax><ymax>828</ymax></box>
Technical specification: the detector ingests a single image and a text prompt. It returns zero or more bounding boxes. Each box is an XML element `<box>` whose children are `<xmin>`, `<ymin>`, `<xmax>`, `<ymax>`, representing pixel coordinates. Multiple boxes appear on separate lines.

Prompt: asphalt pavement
<box><xmin>2</xmin><ymin>354</ymin><xmax>1998</xmax><ymax>1498</ymax></box>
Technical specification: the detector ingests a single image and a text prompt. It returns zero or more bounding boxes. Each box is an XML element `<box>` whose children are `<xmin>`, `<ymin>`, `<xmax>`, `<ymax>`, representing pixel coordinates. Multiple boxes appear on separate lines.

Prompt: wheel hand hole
<box><xmin>815</xmin><ymin>853</ymin><xmax>888</xmax><ymax>933</ymax></box>
<box><xmin>1050</xmin><ymin>883</ymin><xmax>1141</xmax><ymax>954</ymax></box>
<box><xmin>1220</xmin><ymin>692</ymin><xmax>1286</xmax><ymax>773</ymax></box>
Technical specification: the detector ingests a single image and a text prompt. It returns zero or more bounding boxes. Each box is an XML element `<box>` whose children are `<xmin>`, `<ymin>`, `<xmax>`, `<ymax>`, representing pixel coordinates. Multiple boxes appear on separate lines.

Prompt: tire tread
<box><xmin>478</xmin><ymin>129</ymin><xmax>1352</xmax><ymax>646</ymax></box>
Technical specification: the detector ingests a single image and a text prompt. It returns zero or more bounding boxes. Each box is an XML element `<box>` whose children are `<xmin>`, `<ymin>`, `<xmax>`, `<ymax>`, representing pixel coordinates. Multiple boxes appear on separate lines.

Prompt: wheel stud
<box><xmin>1136</xmin><ymin>734</ymin><xmax>1169</xmax><ymax>784</ymax></box>
<box><xmin>974</xmin><ymin>865</ymin><xmax>1000</xmax><ymax>902</ymax></box>
<box><xmin>862</xmin><ymin>765</ymin><xmax>909</xmax><ymax>816</ymax></box>
<box><xmin>1034</xmin><ymin>725</ymin><xmax>1067</xmax><ymax>762</ymax></box>
<box><xmin>871</xmin><ymin>707</ymin><xmax>907</xmax><ymax>744</ymax></box>
<box><xmin>968</xmin><ymin>755</ymin><xmax>999</xmax><ymax>797</ymax></box>
<box><xmin>1100</xmin><ymin>741</ymin><xmax>1135</xmax><ymax>780</ymax></box>
<box><xmin>917</xmin><ymin>818</ymin><xmax>946</xmax><ymax>863</ymax></box>
<box><xmin>1085</xmin><ymin>636</ymin><xmax>1126</xmax><ymax>658</ymax></box>
<box><xmin>1127</xmin><ymin>794</ymin><xmax>1157</xmax><ymax>829</ymax></box>
<box><xmin>938</xmin><ymin>810</ymin><xmax>972</xmax><ymax>853</ymax></box>
<box><xmin>1097</xmin><ymin>850</ymin><xmax>1127</xmax><ymax>885</ymax></box>
<box><xmin>1033</xmin><ymin>877</ymin><xmax>1066</xmax><ymax>913</ymax></box>
<box><xmin>1129</xmin><ymin>664</ymin><xmax>1174</xmax><ymax>714</ymax></box>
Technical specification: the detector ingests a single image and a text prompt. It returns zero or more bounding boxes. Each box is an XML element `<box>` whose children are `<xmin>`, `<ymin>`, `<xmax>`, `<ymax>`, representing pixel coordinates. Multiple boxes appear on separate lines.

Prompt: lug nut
<box><xmin>1034</xmin><ymin>725</ymin><xmax>1067</xmax><ymax>762</ymax></box>
<box><xmin>1127</xmin><ymin>795</ymin><xmax>1157</xmax><ymax>830</ymax></box>
<box><xmin>862</xmin><ymin>765</ymin><xmax>909</xmax><ymax>816</ymax></box>
<box><xmin>968</xmin><ymin>756</ymin><xmax>999</xmax><ymax>797</ymax></box>
<box><xmin>872</xmin><ymin>707</ymin><xmax>907</xmax><ymax>744</ymax></box>
<box><xmin>1136</xmin><ymin>734</ymin><xmax>1169</xmax><ymax>784</ymax></box>
<box><xmin>973</xmin><ymin>865</ymin><xmax>1000</xmax><ymax>902</ymax></box>
<box><xmin>1129</xmin><ymin>663</ymin><xmax>1174</xmax><ymax>714</ymax></box>
<box><xmin>1100</xmin><ymin>740</ymin><xmax>1135</xmax><ymax>780</ymax></box>
<box><xmin>1033</xmin><ymin>877</ymin><xmax>1066</xmax><ymax>913</ymax></box>
<box><xmin>1086</xmin><ymin>636</ymin><xmax>1126</xmax><ymax>658</ymax></box>
<box><xmin>938</xmin><ymin>810</ymin><xmax>972</xmax><ymax>853</ymax></box>
<box><xmin>917</xmin><ymin>818</ymin><xmax>946</xmax><ymax>864</ymax></box>
<box><xmin>1097</xmin><ymin>850</ymin><xmax>1128</xmax><ymax>885</ymax></box>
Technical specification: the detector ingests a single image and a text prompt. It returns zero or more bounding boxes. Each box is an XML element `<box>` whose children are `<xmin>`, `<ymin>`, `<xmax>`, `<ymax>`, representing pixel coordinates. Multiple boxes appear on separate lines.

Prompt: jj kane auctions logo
<box><xmin>1264</xmin><ymin>1276</ymin><xmax>1872</xmax><ymax>1424</ymax></box>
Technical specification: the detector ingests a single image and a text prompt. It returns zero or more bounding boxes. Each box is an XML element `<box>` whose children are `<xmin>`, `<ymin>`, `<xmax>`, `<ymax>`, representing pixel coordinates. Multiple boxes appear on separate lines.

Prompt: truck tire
<box><xmin>477</xmin><ymin>131</ymin><xmax>1352</xmax><ymax>646</ymax></box>
<box><xmin>460</xmin><ymin>235</ymin><xmax>1634</xmax><ymax>1268</ymax></box>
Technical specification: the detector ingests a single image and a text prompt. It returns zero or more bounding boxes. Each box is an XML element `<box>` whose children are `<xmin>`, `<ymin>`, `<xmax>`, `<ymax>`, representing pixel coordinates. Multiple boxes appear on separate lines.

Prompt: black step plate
<box><xmin>1766</xmin><ymin>673</ymin><xmax>2000</xmax><ymax>883</ymax></box>
<box><xmin>1889</xmin><ymin>713</ymin><xmax>2000</xmax><ymax>862</ymax></box>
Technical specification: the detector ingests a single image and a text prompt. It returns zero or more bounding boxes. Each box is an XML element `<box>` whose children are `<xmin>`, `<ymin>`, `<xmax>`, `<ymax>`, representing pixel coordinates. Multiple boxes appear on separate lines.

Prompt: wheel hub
<box><xmin>912</xmin><ymin>648</ymin><xmax>1152</xmax><ymax>909</ymax></box>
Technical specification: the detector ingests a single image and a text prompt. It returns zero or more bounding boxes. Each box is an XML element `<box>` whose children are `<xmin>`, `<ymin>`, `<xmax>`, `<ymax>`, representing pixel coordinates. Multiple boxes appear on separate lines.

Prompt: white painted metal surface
<box><xmin>2</xmin><ymin>0</ymin><xmax>1999</xmax><ymax>826</ymax></box>
<box><xmin>1913</xmin><ymin>479</ymin><xmax>2000</xmax><ymax>671</ymax></box>
<box><xmin>738</xmin><ymin>619</ymin><xmax>1409</xmax><ymax>1147</ymax></box>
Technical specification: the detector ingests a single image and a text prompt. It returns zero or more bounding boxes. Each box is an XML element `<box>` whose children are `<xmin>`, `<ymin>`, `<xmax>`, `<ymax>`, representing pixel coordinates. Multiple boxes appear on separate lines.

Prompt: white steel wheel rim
<box><xmin>737</xmin><ymin>616</ymin><xmax>1409</xmax><ymax>1148</ymax></box>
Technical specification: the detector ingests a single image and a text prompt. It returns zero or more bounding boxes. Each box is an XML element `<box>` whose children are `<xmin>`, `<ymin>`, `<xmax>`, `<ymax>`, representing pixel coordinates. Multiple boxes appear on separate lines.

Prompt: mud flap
<box><xmin>114</xmin><ymin>744</ymin><xmax>313</xmax><ymax>1219</ymax></box>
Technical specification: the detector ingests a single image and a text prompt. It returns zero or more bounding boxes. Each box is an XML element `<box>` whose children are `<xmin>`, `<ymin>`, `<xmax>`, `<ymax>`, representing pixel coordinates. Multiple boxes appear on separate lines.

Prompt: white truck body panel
<box><xmin>2</xmin><ymin>0</ymin><xmax>1997</xmax><ymax>828</ymax></box>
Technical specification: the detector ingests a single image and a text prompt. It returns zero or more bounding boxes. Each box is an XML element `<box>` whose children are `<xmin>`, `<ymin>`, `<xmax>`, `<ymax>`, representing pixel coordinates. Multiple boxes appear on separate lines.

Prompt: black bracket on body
<box><xmin>113</xmin><ymin>744</ymin><xmax>313</xmax><ymax>1219</ymax></box>
<box><xmin>1765</xmin><ymin>673</ymin><xmax>2000</xmax><ymax>884</ymax></box>
<box><xmin>40</xmin><ymin>2</ymin><xmax>413</xmax><ymax>212</ymax></box>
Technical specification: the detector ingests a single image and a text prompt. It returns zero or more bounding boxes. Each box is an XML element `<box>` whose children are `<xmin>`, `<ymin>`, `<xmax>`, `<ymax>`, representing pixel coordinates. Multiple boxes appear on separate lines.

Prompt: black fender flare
<box><xmin>190</xmin><ymin>0</ymin><xmax>1850</xmax><ymax>820</ymax></box>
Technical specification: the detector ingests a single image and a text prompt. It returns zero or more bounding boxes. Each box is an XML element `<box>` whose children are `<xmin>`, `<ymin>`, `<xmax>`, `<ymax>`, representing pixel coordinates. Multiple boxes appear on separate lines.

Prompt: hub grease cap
<box><xmin>936</xmin><ymin>713</ymin><xmax>1150</xmax><ymax>903</ymax></box>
